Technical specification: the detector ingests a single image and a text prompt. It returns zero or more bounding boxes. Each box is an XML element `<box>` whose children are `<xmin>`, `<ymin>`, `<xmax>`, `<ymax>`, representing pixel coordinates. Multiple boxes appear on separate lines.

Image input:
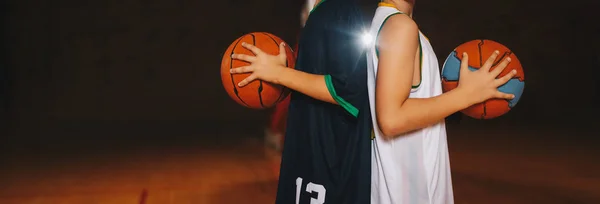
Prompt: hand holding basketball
<box><xmin>231</xmin><ymin>42</ymin><xmax>289</xmax><ymax>87</ymax></box>
<box><xmin>456</xmin><ymin>50</ymin><xmax>517</xmax><ymax>105</ymax></box>
<box><xmin>221</xmin><ymin>32</ymin><xmax>294</xmax><ymax>109</ymax></box>
<box><xmin>441</xmin><ymin>39</ymin><xmax>525</xmax><ymax>119</ymax></box>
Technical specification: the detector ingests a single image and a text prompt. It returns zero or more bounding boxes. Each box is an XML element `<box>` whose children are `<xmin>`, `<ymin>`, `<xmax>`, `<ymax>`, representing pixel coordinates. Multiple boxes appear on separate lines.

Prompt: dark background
<box><xmin>1</xmin><ymin>0</ymin><xmax>599</xmax><ymax>154</ymax></box>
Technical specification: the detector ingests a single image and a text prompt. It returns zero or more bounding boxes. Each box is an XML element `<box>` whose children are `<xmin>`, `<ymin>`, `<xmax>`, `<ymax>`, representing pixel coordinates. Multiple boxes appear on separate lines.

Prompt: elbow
<box><xmin>378</xmin><ymin>124</ymin><xmax>395</xmax><ymax>140</ymax></box>
<box><xmin>377</xmin><ymin>114</ymin><xmax>409</xmax><ymax>140</ymax></box>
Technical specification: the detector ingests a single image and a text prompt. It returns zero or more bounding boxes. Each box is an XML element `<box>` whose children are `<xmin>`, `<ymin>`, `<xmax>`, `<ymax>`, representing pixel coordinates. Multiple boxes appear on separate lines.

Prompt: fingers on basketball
<box><xmin>230</xmin><ymin>66</ymin><xmax>253</xmax><ymax>74</ymax></box>
<box><xmin>494</xmin><ymin>69</ymin><xmax>517</xmax><ymax>87</ymax></box>
<box><xmin>490</xmin><ymin>56</ymin><xmax>512</xmax><ymax>77</ymax></box>
<box><xmin>242</xmin><ymin>42</ymin><xmax>263</xmax><ymax>56</ymax></box>
<box><xmin>494</xmin><ymin>91</ymin><xmax>515</xmax><ymax>100</ymax></box>
<box><xmin>238</xmin><ymin>74</ymin><xmax>258</xmax><ymax>87</ymax></box>
<box><xmin>278</xmin><ymin>42</ymin><xmax>287</xmax><ymax>62</ymax></box>
<box><xmin>232</xmin><ymin>54</ymin><xmax>256</xmax><ymax>63</ymax></box>
<box><xmin>459</xmin><ymin>52</ymin><xmax>469</xmax><ymax>74</ymax></box>
<box><xmin>481</xmin><ymin>50</ymin><xmax>500</xmax><ymax>71</ymax></box>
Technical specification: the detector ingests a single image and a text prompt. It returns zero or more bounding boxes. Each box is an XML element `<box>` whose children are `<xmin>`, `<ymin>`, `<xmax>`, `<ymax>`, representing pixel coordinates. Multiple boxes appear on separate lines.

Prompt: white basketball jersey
<box><xmin>366</xmin><ymin>3</ymin><xmax>454</xmax><ymax>204</ymax></box>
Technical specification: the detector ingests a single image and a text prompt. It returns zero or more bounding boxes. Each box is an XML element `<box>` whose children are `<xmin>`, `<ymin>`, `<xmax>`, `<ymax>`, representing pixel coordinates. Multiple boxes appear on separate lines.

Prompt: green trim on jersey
<box><xmin>309</xmin><ymin>0</ymin><xmax>325</xmax><ymax>14</ymax></box>
<box><xmin>375</xmin><ymin>12</ymin><xmax>402</xmax><ymax>57</ymax></box>
<box><xmin>413</xmin><ymin>36</ymin><xmax>422</xmax><ymax>89</ymax></box>
<box><xmin>375</xmin><ymin>11</ymin><xmax>423</xmax><ymax>89</ymax></box>
<box><xmin>325</xmin><ymin>74</ymin><xmax>359</xmax><ymax>117</ymax></box>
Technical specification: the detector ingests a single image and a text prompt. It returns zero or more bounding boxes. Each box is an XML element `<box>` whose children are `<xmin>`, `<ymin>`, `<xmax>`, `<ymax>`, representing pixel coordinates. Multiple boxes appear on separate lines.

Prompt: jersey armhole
<box><xmin>411</xmin><ymin>36</ymin><xmax>423</xmax><ymax>90</ymax></box>
<box><xmin>375</xmin><ymin>12</ymin><xmax>403</xmax><ymax>57</ymax></box>
<box><xmin>374</xmin><ymin>12</ymin><xmax>424</xmax><ymax>91</ymax></box>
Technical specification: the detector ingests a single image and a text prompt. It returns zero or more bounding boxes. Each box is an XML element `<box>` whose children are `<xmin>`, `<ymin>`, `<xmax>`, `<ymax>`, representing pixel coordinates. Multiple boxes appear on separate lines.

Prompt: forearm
<box><xmin>275</xmin><ymin>66</ymin><xmax>337</xmax><ymax>104</ymax></box>
<box><xmin>379</xmin><ymin>88</ymin><xmax>471</xmax><ymax>138</ymax></box>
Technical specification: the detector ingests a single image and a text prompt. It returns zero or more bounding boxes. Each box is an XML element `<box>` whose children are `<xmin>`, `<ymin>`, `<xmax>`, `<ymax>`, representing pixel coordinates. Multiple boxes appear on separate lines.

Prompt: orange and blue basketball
<box><xmin>441</xmin><ymin>39</ymin><xmax>525</xmax><ymax>119</ymax></box>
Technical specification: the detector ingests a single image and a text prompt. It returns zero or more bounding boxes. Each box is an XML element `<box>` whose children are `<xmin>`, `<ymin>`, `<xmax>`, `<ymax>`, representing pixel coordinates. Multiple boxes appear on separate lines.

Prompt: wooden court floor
<box><xmin>0</xmin><ymin>137</ymin><xmax>281</xmax><ymax>204</ymax></box>
<box><xmin>1</xmin><ymin>124</ymin><xmax>599</xmax><ymax>204</ymax></box>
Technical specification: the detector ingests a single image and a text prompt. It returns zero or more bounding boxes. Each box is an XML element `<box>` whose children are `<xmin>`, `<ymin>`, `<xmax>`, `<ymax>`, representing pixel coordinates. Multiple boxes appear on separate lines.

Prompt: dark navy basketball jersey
<box><xmin>275</xmin><ymin>0</ymin><xmax>372</xmax><ymax>204</ymax></box>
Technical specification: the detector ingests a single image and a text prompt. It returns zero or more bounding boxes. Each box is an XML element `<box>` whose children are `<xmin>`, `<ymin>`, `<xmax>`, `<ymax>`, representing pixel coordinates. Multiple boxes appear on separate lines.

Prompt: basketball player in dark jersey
<box><xmin>230</xmin><ymin>0</ymin><xmax>371</xmax><ymax>203</ymax></box>
<box><xmin>263</xmin><ymin>0</ymin><xmax>315</xmax><ymax>153</ymax></box>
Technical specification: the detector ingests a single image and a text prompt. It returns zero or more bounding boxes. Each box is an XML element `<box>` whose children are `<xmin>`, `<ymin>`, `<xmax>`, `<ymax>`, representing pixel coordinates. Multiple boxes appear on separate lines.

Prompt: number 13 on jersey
<box><xmin>295</xmin><ymin>177</ymin><xmax>327</xmax><ymax>204</ymax></box>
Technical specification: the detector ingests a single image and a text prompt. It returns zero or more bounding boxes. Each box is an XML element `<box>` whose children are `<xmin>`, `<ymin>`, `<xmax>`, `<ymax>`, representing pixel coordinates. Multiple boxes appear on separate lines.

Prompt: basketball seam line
<box><xmin>229</xmin><ymin>36</ymin><xmax>250</xmax><ymax>108</ymax></box>
<box><xmin>263</xmin><ymin>32</ymin><xmax>290</xmax><ymax>107</ymax></box>
<box><xmin>250</xmin><ymin>33</ymin><xmax>266</xmax><ymax>109</ymax></box>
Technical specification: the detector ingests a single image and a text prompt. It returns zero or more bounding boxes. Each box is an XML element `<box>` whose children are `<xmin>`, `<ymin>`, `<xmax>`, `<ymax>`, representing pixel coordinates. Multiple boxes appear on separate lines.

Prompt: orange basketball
<box><xmin>221</xmin><ymin>32</ymin><xmax>295</xmax><ymax>109</ymax></box>
<box><xmin>441</xmin><ymin>39</ymin><xmax>526</xmax><ymax>119</ymax></box>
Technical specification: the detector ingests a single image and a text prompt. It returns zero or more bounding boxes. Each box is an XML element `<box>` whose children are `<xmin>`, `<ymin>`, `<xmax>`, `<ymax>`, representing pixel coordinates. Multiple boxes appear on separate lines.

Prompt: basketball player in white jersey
<box><xmin>366</xmin><ymin>0</ymin><xmax>518</xmax><ymax>203</ymax></box>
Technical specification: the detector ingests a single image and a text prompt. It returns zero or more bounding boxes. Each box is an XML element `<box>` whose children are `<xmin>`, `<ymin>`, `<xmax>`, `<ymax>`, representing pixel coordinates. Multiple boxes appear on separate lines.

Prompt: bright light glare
<box><xmin>360</xmin><ymin>32</ymin><xmax>373</xmax><ymax>47</ymax></box>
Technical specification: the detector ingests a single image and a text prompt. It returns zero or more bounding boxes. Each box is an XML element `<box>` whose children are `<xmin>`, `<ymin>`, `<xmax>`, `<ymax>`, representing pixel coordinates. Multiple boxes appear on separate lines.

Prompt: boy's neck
<box><xmin>382</xmin><ymin>0</ymin><xmax>413</xmax><ymax>17</ymax></box>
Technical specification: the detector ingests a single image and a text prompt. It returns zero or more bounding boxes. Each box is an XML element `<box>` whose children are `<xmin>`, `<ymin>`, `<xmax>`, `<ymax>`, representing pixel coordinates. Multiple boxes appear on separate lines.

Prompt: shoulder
<box><xmin>380</xmin><ymin>14</ymin><xmax>418</xmax><ymax>37</ymax></box>
<box><xmin>377</xmin><ymin>14</ymin><xmax>419</xmax><ymax>49</ymax></box>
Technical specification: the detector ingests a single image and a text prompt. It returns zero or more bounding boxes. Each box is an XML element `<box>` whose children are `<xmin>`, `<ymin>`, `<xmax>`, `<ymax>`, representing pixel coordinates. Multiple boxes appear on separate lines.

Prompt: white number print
<box><xmin>295</xmin><ymin>177</ymin><xmax>327</xmax><ymax>204</ymax></box>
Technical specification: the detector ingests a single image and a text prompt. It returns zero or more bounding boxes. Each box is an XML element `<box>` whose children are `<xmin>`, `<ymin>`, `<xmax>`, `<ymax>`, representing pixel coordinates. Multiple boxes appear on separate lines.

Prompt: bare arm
<box><xmin>274</xmin><ymin>66</ymin><xmax>337</xmax><ymax>104</ymax></box>
<box><xmin>231</xmin><ymin>42</ymin><xmax>338</xmax><ymax>105</ymax></box>
<box><xmin>376</xmin><ymin>15</ymin><xmax>517</xmax><ymax>139</ymax></box>
<box><xmin>232</xmin><ymin>1</ymin><xmax>368</xmax><ymax>114</ymax></box>
<box><xmin>375</xmin><ymin>15</ymin><xmax>472</xmax><ymax>139</ymax></box>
